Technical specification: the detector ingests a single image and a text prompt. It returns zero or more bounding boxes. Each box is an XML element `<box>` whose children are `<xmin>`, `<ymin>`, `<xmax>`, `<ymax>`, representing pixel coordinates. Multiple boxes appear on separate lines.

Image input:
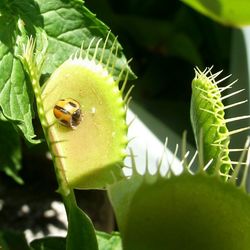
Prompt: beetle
<box><xmin>53</xmin><ymin>98</ymin><xmax>82</xmax><ymax>129</ymax></box>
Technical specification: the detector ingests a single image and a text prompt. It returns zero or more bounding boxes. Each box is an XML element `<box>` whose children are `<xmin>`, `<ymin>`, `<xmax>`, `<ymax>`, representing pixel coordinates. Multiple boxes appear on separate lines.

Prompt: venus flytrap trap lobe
<box><xmin>41</xmin><ymin>33</ymin><xmax>130</xmax><ymax>189</ymax></box>
<box><xmin>190</xmin><ymin>67</ymin><xmax>250</xmax><ymax>177</ymax></box>
<box><xmin>18</xmin><ymin>31</ymin><xmax>131</xmax><ymax>191</ymax></box>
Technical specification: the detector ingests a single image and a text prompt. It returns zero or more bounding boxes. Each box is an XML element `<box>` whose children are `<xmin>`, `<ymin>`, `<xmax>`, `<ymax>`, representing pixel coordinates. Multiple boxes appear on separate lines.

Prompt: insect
<box><xmin>53</xmin><ymin>98</ymin><xmax>82</xmax><ymax>129</ymax></box>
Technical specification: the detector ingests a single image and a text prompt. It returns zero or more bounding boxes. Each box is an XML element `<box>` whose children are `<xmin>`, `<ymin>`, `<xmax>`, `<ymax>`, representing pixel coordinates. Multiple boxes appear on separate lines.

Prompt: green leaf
<box><xmin>0</xmin><ymin>230</ymin><xmax>30</xmax><ymax>250</ymax></box>
<box><xmin>96</xmin><ymin>231</ymin><xmax>122</xmax><ymax>250</ymax></box>
<box><xmin>108</xmin><ymin>172</ymin><xmax>250</xmax><ymax>250</ymax></box>
<box><xmin>30</xmin><ymin>237</ymin><xmax>66</xmax><ymax>250</ymax></box>
<box><xmin>182</xmin><ymin>0</ymin><xmax>250</xmax><ymax>27</ymax></box>
<box><xmin>0</xmin><ymin>15</ymin><xmax>38</xmax><ymax>143</ymax></box>
<box><xmin>29</xmin><ymin>231</ymin><xmax>123</xmax><ymax>250</ymax></box>
<box><xmin>36</xmin><ymin>0</ymin><xmax>135</xmax><ymax>80</ymax></box>
<box><xmin>64</xmin><ymin>192</ymin><xmax>98</xmax><ymax>250</ymax></box>
<box><xmin>0</xmin><ymin>120</ymin><xmax>23</xmax><ymax>184</ymax></box>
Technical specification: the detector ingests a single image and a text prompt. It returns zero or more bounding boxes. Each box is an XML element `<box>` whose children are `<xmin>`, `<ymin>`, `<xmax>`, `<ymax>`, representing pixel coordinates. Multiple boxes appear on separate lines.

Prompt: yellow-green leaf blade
<box><xmin>182</xmin><ymin>0</ymin><xmax>250</xmax><ymax>27</ymax></box>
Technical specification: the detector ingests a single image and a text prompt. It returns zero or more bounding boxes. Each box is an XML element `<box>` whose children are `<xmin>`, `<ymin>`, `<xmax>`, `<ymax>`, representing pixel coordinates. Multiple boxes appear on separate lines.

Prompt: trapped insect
<box><xmin>53</xmin><ymin>98</ymin><xmax>82</xmax><ymax>129</ymax></box>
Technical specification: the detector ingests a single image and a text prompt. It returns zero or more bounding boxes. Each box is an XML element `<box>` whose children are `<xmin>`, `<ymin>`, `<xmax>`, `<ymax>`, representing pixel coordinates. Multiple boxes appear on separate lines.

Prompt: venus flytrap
<box><xmin>17</xmin><ymin>30</ymin><xmax>131</xmax><ymax>249</ymax></box>
<box><xmin>190</xmin><ymin>67</ymin><xmax>250</xmax><ymax>177</ymax></box>
<box><xmin>2</xmin><ymin>1</ymin><xmax>250</xmax><ymax>249</ymax></box>
<box><xmin>9</xmin><ymin>28</ymin><xmax>250</xmax><ymax>250</ymax></box>
<box><xmin>41</xmin><ymin>34</ymin><xmax>130</xmax><ymax>189</ymax></box>
<box><xmin>19</xmin><ymin>30</ymin><xmax>131</xmax><ymax>191</ymax></box>
<box><xmin>190</xmin><ymin>67</ymin><xmax>231</xmax><ymax>176</ymax></box>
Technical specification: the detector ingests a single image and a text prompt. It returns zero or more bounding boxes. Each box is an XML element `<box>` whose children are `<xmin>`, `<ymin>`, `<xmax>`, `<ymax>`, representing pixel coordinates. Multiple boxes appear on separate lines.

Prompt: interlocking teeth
<box><xmin>191</xmin><ymin>67</ymin><xmax>250</xmax><ymax>178</ymax></box>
